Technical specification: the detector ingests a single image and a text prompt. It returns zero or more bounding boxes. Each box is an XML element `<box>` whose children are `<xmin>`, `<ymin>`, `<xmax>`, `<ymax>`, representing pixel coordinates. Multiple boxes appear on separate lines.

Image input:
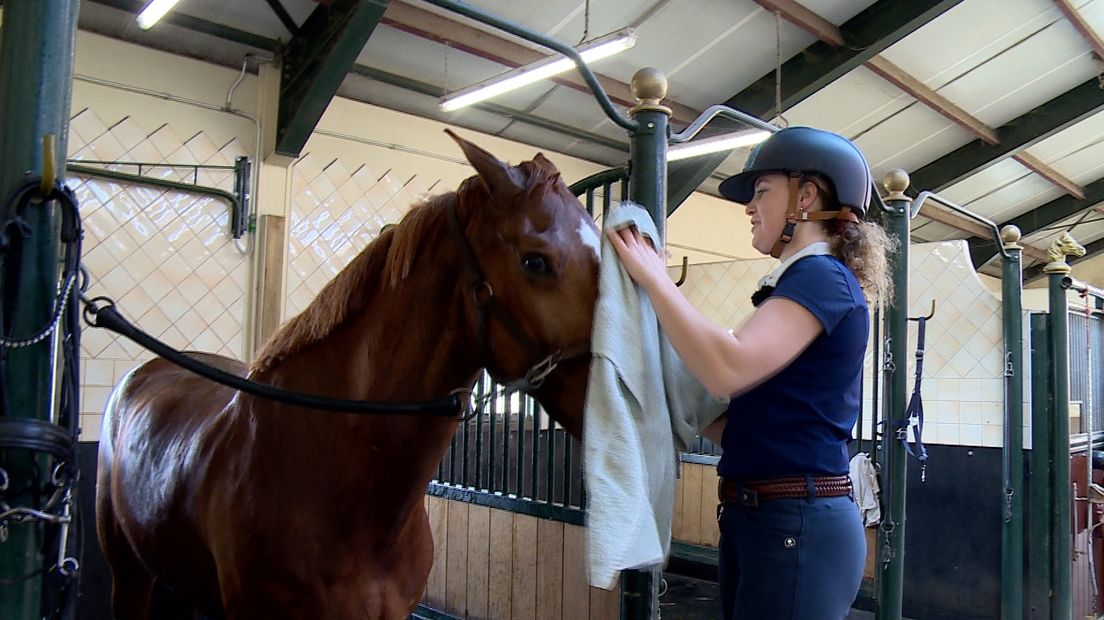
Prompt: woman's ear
<box><xmin>798</xmin><ymin>179</ymin><xmax>820</xmax><ymax>211</ymax></box>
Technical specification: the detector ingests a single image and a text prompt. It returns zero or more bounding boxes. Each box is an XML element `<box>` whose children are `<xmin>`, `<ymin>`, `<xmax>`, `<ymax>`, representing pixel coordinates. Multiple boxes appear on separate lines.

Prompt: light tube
<box><xmin>666</xmin><ymin>130</ymin><xmax>772</xmax><ymax>161</ymax></box>
<box><xmin>137</xmin><ymin>0</ymin><xmax>182</xmax><ymax>30</ymax></box>
<box><xmin>440</xmin><ymin>28</ymin><xmax>636</xmax><ymax>112</ymax></box>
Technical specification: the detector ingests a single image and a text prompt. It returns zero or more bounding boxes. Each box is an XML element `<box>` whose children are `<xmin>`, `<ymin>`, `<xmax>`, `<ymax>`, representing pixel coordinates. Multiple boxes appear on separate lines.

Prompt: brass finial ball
<box><xmin>1001</xmin><ymin>225</ymin><xmax>1021</xmax><ymax>243</ymax></box>
<box><xmin>631</xmin><ymin>67</ymin><xmax>668</xmax><ymax>102</ymax></box>
<box><xmin>882</xmin><ymin>169</ymin><xmax>910</xmax><ymax>194</ymax></box>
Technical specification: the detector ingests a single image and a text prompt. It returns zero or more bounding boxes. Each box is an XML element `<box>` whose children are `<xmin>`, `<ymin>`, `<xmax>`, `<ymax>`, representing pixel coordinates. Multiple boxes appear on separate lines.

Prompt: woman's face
<box><xmin>744</xmin><ymin>173</ymin><xmax>793</xmax><ymax>255</ymax></box>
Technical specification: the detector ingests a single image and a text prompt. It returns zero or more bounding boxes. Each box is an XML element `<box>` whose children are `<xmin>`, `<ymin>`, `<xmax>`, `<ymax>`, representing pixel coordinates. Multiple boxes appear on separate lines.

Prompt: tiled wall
<box><xmin>69</xmin><ymin>108</ymin><xmax>250</xmax><ymax>441</ymax></box>
<box><xmin>284</xmin><ymin>154</ymin><xmax>440</xmax><ymax>320</ymax></box>
<box><xmin>673</xmin><ymin>240</ymin><xmax>1012</xmax><ymax>449</ymax></box>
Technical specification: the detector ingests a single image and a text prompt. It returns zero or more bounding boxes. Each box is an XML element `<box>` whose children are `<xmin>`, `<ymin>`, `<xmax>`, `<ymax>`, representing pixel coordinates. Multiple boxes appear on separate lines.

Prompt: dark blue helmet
<box><xmin>717</xmin><ymin>126</ymin><xmax>872</xmax><ymax>219</ymax></box>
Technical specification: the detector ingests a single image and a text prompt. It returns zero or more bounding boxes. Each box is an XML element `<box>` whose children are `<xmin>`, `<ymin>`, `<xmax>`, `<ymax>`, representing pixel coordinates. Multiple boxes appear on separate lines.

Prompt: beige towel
<box><xmin>584</xmin><ymin>202</ymin><xmax>728</xmax><ymax>589</ymax></box>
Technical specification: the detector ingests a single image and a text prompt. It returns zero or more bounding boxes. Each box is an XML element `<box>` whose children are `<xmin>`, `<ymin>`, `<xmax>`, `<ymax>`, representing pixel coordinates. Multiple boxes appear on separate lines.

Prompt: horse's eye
<box><xmin>521</xmin><ymin>254</ymin><xmax>551</xmax><ymax>275</ymax></box>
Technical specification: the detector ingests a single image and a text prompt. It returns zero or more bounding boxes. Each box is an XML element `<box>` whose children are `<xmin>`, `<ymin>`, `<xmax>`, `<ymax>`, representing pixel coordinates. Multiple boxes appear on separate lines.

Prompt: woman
<box><xmin>608</xmin><ymin>126</ymin><xmax>893</xmax><ymax>619</ymax></box>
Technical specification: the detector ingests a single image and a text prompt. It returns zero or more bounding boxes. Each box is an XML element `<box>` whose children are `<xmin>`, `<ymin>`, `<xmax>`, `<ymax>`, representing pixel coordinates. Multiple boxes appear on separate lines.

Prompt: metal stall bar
<box><xmin>999</xmin><ymin>227</ymin><xmax>1025</xmax><ymax>620</ymax></box>
<box><xmin>1045</xmin><ymin>243</ymin><xmax>1076</xmax><ymax>620</ymax></box>
<box><xmin>910</xmin><ymin>191</ymin><xmax>1025</xmax><ymax>619</ymax></box>
<box><xmin>1028</xmin><ymin>312</ymin><xmax>1054</xmax><ymax>617</ymax></box>
<box><xmin>876</xmin><ymin>171</ymin><xmax>913</xmax><ymax>620</ymax></box>
<box><xmin>0</xmin><ymin>2</ymin><xmax>80</xmax><ymax>619</ymax></box>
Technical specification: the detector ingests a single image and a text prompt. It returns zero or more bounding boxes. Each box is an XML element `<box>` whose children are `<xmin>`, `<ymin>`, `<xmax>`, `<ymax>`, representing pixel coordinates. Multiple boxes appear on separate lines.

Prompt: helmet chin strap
<box><xmin>769</xmin><ymin>173</ymin><xmax>861</xmax><ymax>259</ymax></box>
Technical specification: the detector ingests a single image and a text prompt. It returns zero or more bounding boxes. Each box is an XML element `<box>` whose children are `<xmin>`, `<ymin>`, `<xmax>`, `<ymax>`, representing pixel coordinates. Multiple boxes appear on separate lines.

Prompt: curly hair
<box><xmin>802</xmin><ymin>174</ymin><xmax>896</xmax><ymax>306</ymax></box>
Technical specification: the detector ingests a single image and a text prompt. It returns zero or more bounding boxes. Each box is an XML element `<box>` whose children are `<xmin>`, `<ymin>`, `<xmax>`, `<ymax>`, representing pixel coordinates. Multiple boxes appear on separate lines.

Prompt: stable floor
<box><xmin>659</xmin><ymin>573</ymin><xmax>888</xmax><ymax>619</ymax></box>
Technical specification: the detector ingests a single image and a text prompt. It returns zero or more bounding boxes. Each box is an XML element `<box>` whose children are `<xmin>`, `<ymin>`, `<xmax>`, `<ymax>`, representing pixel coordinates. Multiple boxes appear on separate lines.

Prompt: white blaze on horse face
<box><xmin>576</xmin><ymin>216</ymin><xmax>601</xmax><ymax>261</ymax></box>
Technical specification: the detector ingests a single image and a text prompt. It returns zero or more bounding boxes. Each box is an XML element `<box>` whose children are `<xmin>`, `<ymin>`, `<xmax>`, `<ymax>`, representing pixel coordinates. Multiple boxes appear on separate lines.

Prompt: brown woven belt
<box><xmin>718</xmin><ymin>475</ymin><xmax>852</xmax><ymax>507</ymax></box>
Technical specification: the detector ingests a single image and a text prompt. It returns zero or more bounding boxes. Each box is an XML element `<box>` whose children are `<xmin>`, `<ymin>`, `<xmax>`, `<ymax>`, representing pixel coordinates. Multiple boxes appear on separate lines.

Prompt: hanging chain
<box><xmin>579</xmin><ymin>0</ymin><xmax>591</xmax><ymax>44</ymax></box>
<box><xmin>774</xmin><ymin>11</ymin><xmax>789</xmax><ymax>127</ymax></box>
<box><xmin>0</xmin><ymin>272</ymin><xmax>76</xmax><ymax>349</ymax></box>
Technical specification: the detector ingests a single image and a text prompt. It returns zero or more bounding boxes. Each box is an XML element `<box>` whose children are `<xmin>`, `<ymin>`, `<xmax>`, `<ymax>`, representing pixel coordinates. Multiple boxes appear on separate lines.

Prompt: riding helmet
<box><xmin>717</xmin><ymin>126</ymin><xmax>872</xmax><ymax>218</ymax></box>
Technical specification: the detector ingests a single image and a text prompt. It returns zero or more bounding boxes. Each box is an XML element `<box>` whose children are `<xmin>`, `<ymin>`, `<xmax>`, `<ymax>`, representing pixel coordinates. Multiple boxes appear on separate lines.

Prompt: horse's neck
<box><xmin>256</xmin><ymin>245</ymin><xmax>480</xmax><ymax>490</ymax></box>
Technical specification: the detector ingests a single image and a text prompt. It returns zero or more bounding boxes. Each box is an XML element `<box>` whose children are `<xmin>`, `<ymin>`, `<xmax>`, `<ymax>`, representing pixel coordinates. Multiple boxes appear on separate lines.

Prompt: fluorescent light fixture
<box><xmin>667</xmin><ymin>130</ymin><xmax>772</xmax><ymax>161</ymax></box>
<box><xmin>440</xmin><ymin>28</ymin><xmax>636</xmax><ymax>112</ymax></box>
<box><xmin>137</xmin><ymin>0</ymin><xmax>182</xmax><ymax>30</ymax></box>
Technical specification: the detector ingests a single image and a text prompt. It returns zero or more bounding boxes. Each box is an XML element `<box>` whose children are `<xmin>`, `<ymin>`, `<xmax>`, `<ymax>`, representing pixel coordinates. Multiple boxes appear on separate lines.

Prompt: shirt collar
<box><xmin>757</xmin><ymin>241</ymin><xmax>832</xmax><ymax>289</ymax></box>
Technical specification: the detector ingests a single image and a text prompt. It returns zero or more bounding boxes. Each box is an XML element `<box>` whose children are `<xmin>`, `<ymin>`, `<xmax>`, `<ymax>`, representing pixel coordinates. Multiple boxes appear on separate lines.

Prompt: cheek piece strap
<box><xmin>768</xmin><ymin>173</ymin><xmax>861</xmax><ymax>259</ymax></box>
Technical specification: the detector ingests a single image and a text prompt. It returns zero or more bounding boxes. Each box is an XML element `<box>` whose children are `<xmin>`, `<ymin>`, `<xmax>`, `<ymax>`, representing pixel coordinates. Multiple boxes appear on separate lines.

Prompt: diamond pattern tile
<box><xmin>675</xmin><ymin>241</ymin><xmax>1015</xmax><ymax>450</ymax></box>
<box><xmin>69</xmin><ymin>109</ymin><xmax>250</xmax><ymax>440</ymax></box>
<box><xmin>284</xmin><ymin>153</ymin><xmax>444</xmax><ymax>323</ymax></box>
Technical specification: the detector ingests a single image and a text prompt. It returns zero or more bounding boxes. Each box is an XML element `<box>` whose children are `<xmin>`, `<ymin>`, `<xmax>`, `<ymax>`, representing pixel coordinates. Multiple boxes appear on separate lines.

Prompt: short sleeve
<box><xmin>769</xmin><ymin>256</ymin><xmax>861</xmax><ymax>335</ymax></box>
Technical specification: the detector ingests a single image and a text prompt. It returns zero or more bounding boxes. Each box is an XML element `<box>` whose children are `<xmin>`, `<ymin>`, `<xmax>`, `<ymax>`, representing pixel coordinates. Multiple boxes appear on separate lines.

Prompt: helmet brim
<box><xmin>718</xmin><ymin>169</ymin><xmax>770</xmax><ymax>204</ymax></box>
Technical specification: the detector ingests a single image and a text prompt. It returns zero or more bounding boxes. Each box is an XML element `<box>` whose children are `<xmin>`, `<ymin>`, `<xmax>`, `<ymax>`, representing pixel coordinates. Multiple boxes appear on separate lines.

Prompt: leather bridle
<box><xmin>445</xmin><ymin>201</ymin><xmax>590</xmax><ymax>394</ymax></box>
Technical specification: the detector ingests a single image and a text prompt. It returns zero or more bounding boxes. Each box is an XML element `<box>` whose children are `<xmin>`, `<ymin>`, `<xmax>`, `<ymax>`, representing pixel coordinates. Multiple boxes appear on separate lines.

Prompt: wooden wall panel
<box><xmin>466</xmin><ymin>505</ymin><xmax>491</xmax><ymax>619</ymax></box>
<box><xmin>589</xmin><ymin>583</ymin><xmax>620</xmax><ymax>620</ymax></box>
<box><xmin>426</xmin><ymin>499</ymin><xmax>623</xmax><ymax>619</ymax></box>
<box><xmin>512</xmin><ymin>515</ymin><xmax>538</xmax><ymax>620</ymax></box>
<box><xmin>445</xmin><ymin>501</ymin><xmax>469</xmax><ymax>615</ymax></box>
<box><xmin>673</xmin><ymin>464</ymin><xmax>687</xmax><ymax>542</ymax></box>
<box><xmin>425</xmin><ymin>496</ymin><xmax>448</xmax><ymax>609</ymax></box>
<box><xmin>863</xmin><ymin>526</ymin><xmax>877</xmax><ymax>580</ymax></box>
<box><xmin>562</xmin><ymin>524</ymin><xmax>589</xmax><ymax>619</ymax></box>
<box><xmin>682</xmin><ymin>464</ymin><xmax>704</xmax><ymax>544</ymax></box>
<box><xmin>700</xmin><ymin>466</ymin><xmax>720</xmax><ymax>547</ymax></box>
<box><xmin>536</xmin><ymin>519</ymin><xmax>565</xmax><ymax>619</ymax></box>
<box><xmin>488</xmin><ymin>508</ymin><xmax>514</xmax><ymax>620</ymax></box>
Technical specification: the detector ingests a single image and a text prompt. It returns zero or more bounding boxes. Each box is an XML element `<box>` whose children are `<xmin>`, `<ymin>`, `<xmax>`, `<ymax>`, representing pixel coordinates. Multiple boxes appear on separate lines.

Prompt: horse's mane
<box><xmin>250</xmin><ymin>160</ymin><xmax>559</xmax><ymax>374</ymax></box>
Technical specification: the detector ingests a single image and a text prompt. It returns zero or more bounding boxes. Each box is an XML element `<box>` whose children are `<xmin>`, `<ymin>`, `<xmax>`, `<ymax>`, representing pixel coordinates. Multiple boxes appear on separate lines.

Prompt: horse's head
<box><xmin>448</xmin><ymin>131</ymin><xmax>599</xmax><ymax>438</ymax></box>
<box><xmin>1048</xmin><ymin>231</ymin><xmax>1087</xmax><ymax>263</ymax></box>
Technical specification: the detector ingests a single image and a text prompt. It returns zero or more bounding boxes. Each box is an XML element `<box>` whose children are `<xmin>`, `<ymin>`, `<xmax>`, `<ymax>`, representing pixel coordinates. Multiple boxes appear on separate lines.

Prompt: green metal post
<box><xmin>876</xmin><ymin>170</ymin><xmax>911</xmax><ymax>620</ymax></box>
<box><xmin>999</xmin><ymin>226</ymin><xmax>1024</xmax><ymax>619</ymax></box>
<box><xmin>619</xmin><ymin>67</ymin><xmax>670</xmax><ymax>620</ymax></box>
<box><xmin>1028</xmin><ymin>313</ymin><xmax>1053</xmax><ymax>617</ymax></box>
<box><xmin>0</xmin><ymin>1</ymin><xmax>79</xmax><ymax>618</ymax></box>
<box><xmin>1046</xmin><ymin>257</ymin><xmax>1073</xmax><ymax>620</ymax></box>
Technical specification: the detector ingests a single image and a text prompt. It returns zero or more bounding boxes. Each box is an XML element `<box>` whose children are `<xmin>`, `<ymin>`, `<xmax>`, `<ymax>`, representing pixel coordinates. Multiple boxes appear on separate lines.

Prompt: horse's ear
<box><xmin>533</xmin><ymin>152</ymin><xmax>559</xmax><ymax>172</ymax></box>
<box><xmin>445</xmin><ymin>129</ymin><xmax>524</xmax><ymax>197</ymax></box>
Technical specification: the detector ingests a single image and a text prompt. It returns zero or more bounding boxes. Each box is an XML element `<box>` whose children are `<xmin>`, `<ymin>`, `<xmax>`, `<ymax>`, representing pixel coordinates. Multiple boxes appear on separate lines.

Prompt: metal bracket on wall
<box><xmin>66</xmin><ymin>158</ymin><xmax>252</xmax><ymax>238</ymax></box>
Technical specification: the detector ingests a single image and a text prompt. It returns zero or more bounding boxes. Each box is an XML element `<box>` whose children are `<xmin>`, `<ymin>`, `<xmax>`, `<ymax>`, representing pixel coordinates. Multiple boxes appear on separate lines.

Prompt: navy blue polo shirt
<box><xmin>718</xmin><ymin>254</ymin><xmax>868</xmax><ymax>481</ymax></box>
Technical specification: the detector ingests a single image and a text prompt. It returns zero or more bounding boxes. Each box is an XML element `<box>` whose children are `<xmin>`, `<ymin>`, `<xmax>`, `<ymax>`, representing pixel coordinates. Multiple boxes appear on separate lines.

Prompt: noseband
<box><xmin>445</xmin><ymin>201</ymin><xmax>590</xmax><ymax>394</ymax></box>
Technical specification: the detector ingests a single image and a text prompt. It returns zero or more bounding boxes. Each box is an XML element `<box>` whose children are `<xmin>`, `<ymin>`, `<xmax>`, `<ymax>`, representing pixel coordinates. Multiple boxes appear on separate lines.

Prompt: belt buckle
<box><xmin>737</xmin><ymin>486</ymin><xmax>758</xmax><ymax>508</ymax></box>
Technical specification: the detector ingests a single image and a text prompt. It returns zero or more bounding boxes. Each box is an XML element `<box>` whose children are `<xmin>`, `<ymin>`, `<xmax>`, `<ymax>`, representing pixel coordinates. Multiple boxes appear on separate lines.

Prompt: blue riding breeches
<box><xmin>717</xmin><ymin>493</ymin><xmax>866</xmax><ymax>620</ymax></box>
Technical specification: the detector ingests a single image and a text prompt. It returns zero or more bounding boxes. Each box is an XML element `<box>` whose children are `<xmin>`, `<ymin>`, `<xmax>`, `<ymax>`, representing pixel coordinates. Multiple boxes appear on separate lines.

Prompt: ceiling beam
<box><xmin>380</xmin><ymin>1</ymin><xmax>701</xmax><ymax>125</ymax></box>
<box><xmin>725</xmin><ymin>0</ymin><xmax>963</xmax><ymax>118</ymax></box>
<box><xmin>1023</xmin><ymin>236</ymin><xmax>1104</xmax><ymax>283</ymax></box>
<box><xmin>1053</xmin><ymin>0</ymin><xmax>1104</xmax><ymax>60</ymax></box>
<box><xmin>264</xmin><ymin>0</ymin><xmax>301</xmax><ymax>37</ymax></box>
<box><xmin>969</xmin><ymin>176</ymin><xmax>1104</xmax><ymax>267</ymax></box>
<box><xmin>751</xmin><ymin>0</ymin><xmax>845</xmax><ymax>46</ymax></box>
<box><xmin>1012</xmin><ymin>151</ymin><xmax>1086</xmax><ymax>200</ymax></box>
<box><xmin>910</xmin><ymin>77</ymin><xmax>1104</xmax><ymax>193</ymax></box>
<box><xmin>916</xmin><ymin>203</ymin><xmax>1051</xmax><ymax>262</ymax></box>
<box><xmin>276</xmin><ymin>0</ymin><xmax>391</xmax><ymax>156</ymax></box>
<box><xmin>863</xmin><ymin>56</ymin><xmax>998</xmax><ymax>145</ymax></box>
<box><xmin>766</xmin><ymin>1</ymin><xmax>1088</xmax><ymax>202</ymax></box>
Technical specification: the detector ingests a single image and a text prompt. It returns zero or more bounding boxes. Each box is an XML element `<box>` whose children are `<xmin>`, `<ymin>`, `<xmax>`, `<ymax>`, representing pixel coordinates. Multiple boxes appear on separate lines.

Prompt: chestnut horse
<box><xmin>95</xmin><ymin>131</ymin><xmax>600</xmax><ymax>619</ymax></box>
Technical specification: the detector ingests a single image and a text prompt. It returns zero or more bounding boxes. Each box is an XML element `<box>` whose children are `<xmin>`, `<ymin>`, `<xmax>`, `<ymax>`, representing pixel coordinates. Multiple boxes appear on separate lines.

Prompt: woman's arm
<box><xmin>701</xmin><ymin>414</ymin><xmax>727</xmax><ymax>445</ymax></box>
<box><xmin>606</xmin><ymin>226</ymin><xmax>823</xmax><ymax>397</ymax></box>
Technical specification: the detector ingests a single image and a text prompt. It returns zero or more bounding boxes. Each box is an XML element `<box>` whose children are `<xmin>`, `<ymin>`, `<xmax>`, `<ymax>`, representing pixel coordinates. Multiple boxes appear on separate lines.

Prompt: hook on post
<box><xmin>908</xmin><ymin>299</ymin><xmax>936</xmax><ymax>322</ymax></box>
<box><xmin>40</xmin><ymin>134</ymin><xmax>57</xmax><ymax>196</ymax></box>
<box><xmin>674</xmin><ymin>255</ymin><xmax>688</xmax><ymax>287</ymax></box>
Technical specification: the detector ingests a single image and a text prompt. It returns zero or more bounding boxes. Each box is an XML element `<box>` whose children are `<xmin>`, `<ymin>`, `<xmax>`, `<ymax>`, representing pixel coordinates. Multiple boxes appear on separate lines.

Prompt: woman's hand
<box><xmin>605</xmin><ymin>226</ymin><xmax>668</xmax><ymax>291</ymax></box>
